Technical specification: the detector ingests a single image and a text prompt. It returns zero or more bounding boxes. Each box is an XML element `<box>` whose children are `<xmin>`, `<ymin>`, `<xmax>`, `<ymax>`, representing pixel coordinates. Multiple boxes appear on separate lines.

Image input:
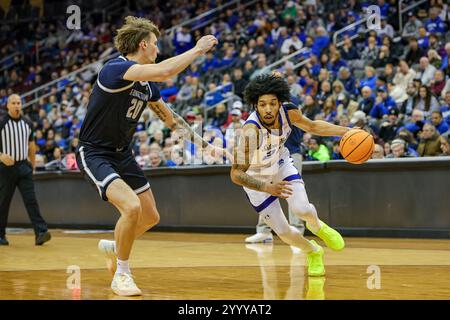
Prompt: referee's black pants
<box><xmin>0</xmin><ymin>161</ymin><xmax>48</xmax><ymax>237</ymax></box>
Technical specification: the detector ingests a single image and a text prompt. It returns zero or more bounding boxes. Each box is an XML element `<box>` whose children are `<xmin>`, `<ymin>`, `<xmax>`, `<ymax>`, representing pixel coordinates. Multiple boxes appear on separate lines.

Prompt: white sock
<box><xmin>309</xmin><ymin>241</ymin><xmax>319</xmax><ymax>252</ymax></box>
<box><xmin>116</xmin><ymin>259</ymin><xmax>131</xmax><ymax>275</ymax></box>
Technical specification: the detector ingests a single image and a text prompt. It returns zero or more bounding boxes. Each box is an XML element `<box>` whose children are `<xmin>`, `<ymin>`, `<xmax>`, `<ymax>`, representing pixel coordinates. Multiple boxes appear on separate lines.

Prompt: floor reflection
<box><xmin>245</xmin><ymin>244</ymin><xmax>326</xmax><ymax>300</ymax></box>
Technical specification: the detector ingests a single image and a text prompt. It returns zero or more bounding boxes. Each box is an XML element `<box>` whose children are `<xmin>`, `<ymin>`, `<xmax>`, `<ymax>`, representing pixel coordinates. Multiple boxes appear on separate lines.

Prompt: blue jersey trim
<box><xmin>283</xmin><ymin>105</ymin><xmax>293</xmax><ymax>129</ymax></box>
<box><xmin>246</xmin><ymin>194</ymin><xmax>278</xmax><ymax>213</ymax></box>
<box><xmin>283</xmin><ymin>173</ymin><xmax>302</xmax><ymax>182</ymax></box>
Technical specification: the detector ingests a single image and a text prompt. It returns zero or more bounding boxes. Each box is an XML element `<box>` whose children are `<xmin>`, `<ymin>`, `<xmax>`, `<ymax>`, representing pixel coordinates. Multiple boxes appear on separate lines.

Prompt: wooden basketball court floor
<box><xmin>0</xmin><ymin>230</ymin><xmax>449</xmax><ymax>300</ymax></box>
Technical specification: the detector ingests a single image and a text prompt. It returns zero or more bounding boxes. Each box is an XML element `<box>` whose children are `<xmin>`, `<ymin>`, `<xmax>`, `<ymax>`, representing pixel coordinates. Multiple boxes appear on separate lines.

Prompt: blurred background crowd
<box><xmin>1</xmin><ymin>0</ymin><xmax>450</xmax><ymax>171</ymax></box>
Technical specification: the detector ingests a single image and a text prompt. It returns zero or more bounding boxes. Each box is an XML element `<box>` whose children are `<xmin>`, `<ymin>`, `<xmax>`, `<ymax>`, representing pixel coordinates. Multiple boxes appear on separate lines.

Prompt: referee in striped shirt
<box><xmin>0</xmin><ymin>94</ymin><xmax>51</xmax><ymax>246</ymax></box>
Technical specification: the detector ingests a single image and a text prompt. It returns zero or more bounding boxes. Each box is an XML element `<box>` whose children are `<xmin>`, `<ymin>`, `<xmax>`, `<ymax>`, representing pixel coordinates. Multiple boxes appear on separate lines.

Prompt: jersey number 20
<box><xmin>126</xmin><ymin>98</ymin><xmax>144</xmax><ymax>120</ymax></box>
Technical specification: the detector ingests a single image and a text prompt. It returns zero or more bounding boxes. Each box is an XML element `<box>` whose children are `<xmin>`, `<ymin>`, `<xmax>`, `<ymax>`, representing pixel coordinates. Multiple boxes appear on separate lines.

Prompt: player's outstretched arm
<box><xmin>288</xmin><ymin>109</ymin><xmax>350</xmax><ymax>137</ymax></box>
<box><xmin>123</xmin><ymin>35</ymin><xmax>218</xmax><ymax>82</ymax></box>
<box><xmin>230</xmin><ymin>125</ymin><xmax>293</xmax><ymax>198</ymax></box>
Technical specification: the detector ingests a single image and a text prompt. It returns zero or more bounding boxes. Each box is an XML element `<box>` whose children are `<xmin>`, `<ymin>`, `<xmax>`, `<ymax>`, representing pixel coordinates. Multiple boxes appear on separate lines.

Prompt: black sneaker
<box><xmin>0</xmin><ymin>236</ymin><xmax>9</xmax><ymax>246</ymax></box>
<box><xmin>35</xmin><ymin>231</ymin><xmax>51</xmax><ymax>246</ymax></box>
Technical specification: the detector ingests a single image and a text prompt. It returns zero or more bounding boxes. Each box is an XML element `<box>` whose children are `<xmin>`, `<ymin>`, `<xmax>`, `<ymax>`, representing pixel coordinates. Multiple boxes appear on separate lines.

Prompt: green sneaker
<box><xmin>307</xmin><ymin>220</ymin><xmax>345</xmax><ymax>251</ymax></box>
<box><xmin>306</xmin><ymin>277</ymin><xmax>326</xmax><ymax>300</ymax></box>
<box><xmin>306</xmin><ymin>240</ymin><xmax>325</xmax><ymax>277</ymax></box>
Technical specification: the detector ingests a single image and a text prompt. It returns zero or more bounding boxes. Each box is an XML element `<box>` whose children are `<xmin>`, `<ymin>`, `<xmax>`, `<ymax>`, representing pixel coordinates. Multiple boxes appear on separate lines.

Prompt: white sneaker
<box><xmin>245</xmin><ymin>232</ymin><xmax>273</xmax><ymax>243</ymax></box>
<box><xmin>98</xmin><ymin>239</ymin><xmax>116</xmax><ymax>275</ymax></box>
<box><xmin>111</xmin><ymin>273</ymin><xmax>142</xmax><ymax>296</ymax></box>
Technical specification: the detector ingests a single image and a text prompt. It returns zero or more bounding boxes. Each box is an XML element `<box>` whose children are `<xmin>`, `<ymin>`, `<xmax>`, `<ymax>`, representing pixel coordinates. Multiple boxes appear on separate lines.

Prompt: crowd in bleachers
<box><xmin>1</xmin><ymin>0</ymin><xmax>450</xmax><ymax>170</ymax></box>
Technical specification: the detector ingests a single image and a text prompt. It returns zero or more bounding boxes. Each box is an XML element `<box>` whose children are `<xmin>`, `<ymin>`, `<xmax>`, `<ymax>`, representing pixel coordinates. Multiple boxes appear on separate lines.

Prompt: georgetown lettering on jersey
<box><xmin>0</xmin><ymin>116</ymin><xmax>33</xmax><ymax>162</ymax></box>
<box><xmin>130</xmin><ymin>88</ymin><xmax>149</xmax><ymax>101</ymax></box>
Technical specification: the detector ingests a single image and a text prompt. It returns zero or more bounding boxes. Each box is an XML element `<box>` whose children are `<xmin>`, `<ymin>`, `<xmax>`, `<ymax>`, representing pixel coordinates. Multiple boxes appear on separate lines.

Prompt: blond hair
<box><xmin>114</xmin><ymin>16</ymin><xmax>161</xmax><ymax>55</ymax></box>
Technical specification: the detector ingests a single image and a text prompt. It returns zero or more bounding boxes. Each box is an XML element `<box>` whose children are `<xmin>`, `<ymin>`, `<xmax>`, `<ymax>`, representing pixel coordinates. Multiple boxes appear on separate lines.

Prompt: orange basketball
<box><xmin>339</xmin><ymin>129</ymin><xmax>374</xmax><ymax>164</ymax></box>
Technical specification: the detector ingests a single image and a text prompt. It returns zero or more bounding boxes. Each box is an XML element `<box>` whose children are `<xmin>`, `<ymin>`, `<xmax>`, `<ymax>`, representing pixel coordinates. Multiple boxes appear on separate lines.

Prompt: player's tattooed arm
<box><xmin>288</xmin><ymin>109</ymin><xmax>350</xmax><ymax>136</ymax></box>
<box><xmin>230</xmin><ymin>125</ymin><xmax>265</xmax><ymax>191</ymax></box>
<box><xmin>148</xmin><ymin>99</ymin><xmax>209</xmax><ymax>148</ymax></box>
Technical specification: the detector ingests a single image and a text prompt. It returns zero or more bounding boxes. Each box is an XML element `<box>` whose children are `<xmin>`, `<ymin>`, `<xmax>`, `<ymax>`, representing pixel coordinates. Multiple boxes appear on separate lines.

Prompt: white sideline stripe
<box><xmin>118</xmin><ymin>56</ymin><xmax>127</xmax><ymax>61</ymax></box>
<box><xmin>134</xmin><ymin>182</ymin><xmax>150</xmax><ymax>194</ymax></box>
<box><xmin>97</xmin><ymin>79</ymin><xmax>135</xmax><ymax>93</ymax></box>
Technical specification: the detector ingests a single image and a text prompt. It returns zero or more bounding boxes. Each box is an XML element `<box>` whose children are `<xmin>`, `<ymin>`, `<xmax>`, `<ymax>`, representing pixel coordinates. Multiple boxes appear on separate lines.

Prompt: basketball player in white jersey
<box><xmin>230</xmin><ymin>74</ymin><xmax>350</xmax><ymax>276</ymax></box>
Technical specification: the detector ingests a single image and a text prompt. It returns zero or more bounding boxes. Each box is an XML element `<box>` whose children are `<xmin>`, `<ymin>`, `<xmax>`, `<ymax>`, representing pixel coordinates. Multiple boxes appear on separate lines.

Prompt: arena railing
<box><xmin>0</xmin><ymin>52</ymin><xmax>21</xmax><ymax>73</ymax></box>
<box><xmin>21</xmin><ymin>51</ymin><xmax>120</xmax><ymax>109</ymax></box>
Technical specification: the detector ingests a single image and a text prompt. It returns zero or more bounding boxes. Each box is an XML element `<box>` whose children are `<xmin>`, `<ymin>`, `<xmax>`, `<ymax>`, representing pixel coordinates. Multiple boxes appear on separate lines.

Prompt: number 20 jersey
<box><xmin>79</xmin><ymin>55</ymin><xmax>161</xmax><ymax>149</ymax></box>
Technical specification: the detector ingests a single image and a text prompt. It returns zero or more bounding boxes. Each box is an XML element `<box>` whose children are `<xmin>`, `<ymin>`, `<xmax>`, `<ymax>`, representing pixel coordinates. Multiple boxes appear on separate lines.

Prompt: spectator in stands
<box><xmin>417</xmin><ymin>123</ymin><xmax>442</xmax><ymax>156</ymax></box>
<box><xmin>387</xmin><ymin>139</ymin><xmax>416</xmax><ymax>158</ymax></box>
<box><xmin>360</xmin><ymin>36</ymin><xmax>379</xmax><ymax>66</ymax></box>
<box><xmin>287</xmin><ymin>75</ymin><xmax>302</xmax><ymax>99</ymax></box>
<box><xmin>307</xmin><ymin>136</ymin><xmax>330</xmax><ymax>162</ymax></box>
<box><xmin>321</xmin><ymin>96</ymin><xmax>337</xmax><ymax>123</ymax></box>
<box><xmin>373</xmin><ymin>45</ymin><xmax>397</xmax><ymax>69</ymax></box>
<box><xmin>136</xmin><ymin>144</ymin><xmax>151</xmax><ymax>168</ymax></box>
<box><xmin>369</xmin><ymin>86</ymin><xmax>397</xmax><ymax>120</ymax></box>
<box><xmin>439</xmin><ymin>134</ymin><xmax>450</xmax><ymax>156</ymax></box>
<box><xmin>372</xmin><ymin>144</ymin><xmax>385</xmax><ymax>159</ymax></box>
<box><xmin>220</xmin><ymin>48</ymin><xmax>237</xmax><ymax>69</ymax></box>
<box><xmin>397</xmin><ymin>128</ymin><xmax>419</xmax><ymax>153</ymax></box>
<box><xmin>340</xmin><ymin>37</ymin><xmax>359</xmax><ymax>62</ymax></box>
<box><xmin>390</xmin><ymin>60</ymin><xmax>417</xmax><ymax>103</ymax></box>
<box><xmin>358</xmin><ymin>66</ymin><xmax>377</xmax><ymax>92</ymax></box>
<box><xmin>402</xmin><ymin>11</ymin><xmax>423</xmax><ymax>40</ymax></box>
<box><xmin>280</xmin><ymin>33</ymin><xmax>303</xmax><ymax>55</ymax></box>
<box><xmin>425</xmin><ymin>7</ymin><xmax>447</xmax><ymax>35</ymax></box>
<box><xmin>338</xmin><ymin>67</ymin><xmax>357</xmax><ymax>98</ymax></box>
<box><xmin>379</xmin><ymin>108</ymin><xmax>402</xmax><ymax>143</ymax></box>
<box><xmin>404</xmin><ymin>109</ymin><xmax>426</xmax><ymax>138</ymax></box>
<box><xmin>149</xmin><ymin>151</ymin><xmax>166</xmax><ymax>168</ymax></box>
<box><xmin>316</xmin><ymin>81</ymin><xmax>332</xmax><ymax>108</ymax></box>
<box><xmin>160</xmin><ymin>78</ymin><xmax>179</xmax><ymax>102</ymax></box>
<box><xmin>173</xmin><ymin>26</ymin><xmax>194</xmax><ymax>55</ymax></box>
<box><xmin>302</xmin><ymin>95</ymin><xmax>321</xmax><ymax>120</ymax></box>
<box><xmin>359</xmin><ymin>86</ymin><xmax>376</xmax><ymax>115</ymax></box>
<box><xmin>439</xmin><ymin>91</ymin><xmax>450</xmax><ymax>124</ymax></box>
<box><xmin>377</xmin><ymin>16</ymin><xmax>395</xmax><ymax>39</ymax></box>
<box><xmin>176</xmin><ymin>75</ymin><xmax>195</xmax><ymax>104</ymax></box>
<box><xmin>430</xmin><ymin>69</ymin><xmax>446</xmax><ymax>97</ymax></box>
<box><xmin>201</xmin><ymin>52</ymin><xmax>220</xmax><ymax>73</ymax></box>
<box><xmin>430</xmin><ymin>111</ymin><xmax>449</xmax><ymax>135</ymax></box>
<box><xmin>254</xmin><ymin>36</ymin><xmax>271</xmax><ymax>57</ymax></box>
<box><xmin>417</xmin><ymin>26</ymin><xmax>429</xmax><ymax>50</ymax></box>
<box><xmin>211</xmin><ymin>103</ymin><xmax>228</xmax><ymax>129</ymax></box>
<box><xmin>416</xmin><ymin>57</ymin><xmax>437</xmax><ymax>86</ymax></box>
<box><xmin>414</xmin><ymin>85</ymin><xmax>440</xmax><ymax>113</ymax></box>
<box><xmin>403</xmin><ymin>37</ymin><xmax>423</xmax><ymax>67</ymax></box>
<box><xmin>311</xmin><ymin>26</ymin><xmax>330</xmax><ymax>57</ymax></box>
<box><xmin>250</xmin><ymin>54</ymin><xmax>269</xmax><ymax>80</ymax></box>
<box><xmin>224</xmin><ymin>108</ymin><xmax>244</xmax><ymax>144</ymax></box>
<box><xmin>400</xmin><ymin>83</ymin><xmax>417</xmax><ymax>116</ymax></box>
<box><xmin>428</xmin><ymin>48</ymin><xmax>442</xmax><ymax>69</ymax></box>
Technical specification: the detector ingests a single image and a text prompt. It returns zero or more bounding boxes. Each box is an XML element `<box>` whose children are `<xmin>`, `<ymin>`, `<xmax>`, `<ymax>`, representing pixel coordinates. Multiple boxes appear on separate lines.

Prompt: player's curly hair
<box><xmin>114</xmin><ymin>16</ymin><xmax>161</xmax><ymax>55</ymax></box>
<box><xmin>244</xmin><ymin>74</ymin><xmax>291</xmax><ymax>109</ymax></box>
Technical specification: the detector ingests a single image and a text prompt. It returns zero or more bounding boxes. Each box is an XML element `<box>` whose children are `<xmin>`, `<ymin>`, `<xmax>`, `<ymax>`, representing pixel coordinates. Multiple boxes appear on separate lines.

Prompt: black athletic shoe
<box><xmin>35</xmin><ymin>231</ymin><xmax>51</xmax><ymax>246</ymax></box>
<box><xmin>0</xmin><ymin>236</ymin><xmax>9</xmax><ymax>246</ymax></box>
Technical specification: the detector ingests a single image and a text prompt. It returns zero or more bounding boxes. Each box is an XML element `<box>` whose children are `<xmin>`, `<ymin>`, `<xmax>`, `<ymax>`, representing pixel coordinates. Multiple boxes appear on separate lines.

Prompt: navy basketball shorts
<box><xmin>76</xmin><ymin>145</ymin><xmax>150</xmax><ymax>201</ymax></box>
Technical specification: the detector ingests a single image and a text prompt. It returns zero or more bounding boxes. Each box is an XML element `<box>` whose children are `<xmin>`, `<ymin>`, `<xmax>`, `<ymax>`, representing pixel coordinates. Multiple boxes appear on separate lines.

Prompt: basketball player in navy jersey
<box><xmin>76</xmin><ymin>16</ymin><xmax>218</xmax><ymax>296</ymax></box>
<box><xmin>230</xmin><ymin>74</ymin><xmax>350</xmax><ymax>276</ymax></box>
